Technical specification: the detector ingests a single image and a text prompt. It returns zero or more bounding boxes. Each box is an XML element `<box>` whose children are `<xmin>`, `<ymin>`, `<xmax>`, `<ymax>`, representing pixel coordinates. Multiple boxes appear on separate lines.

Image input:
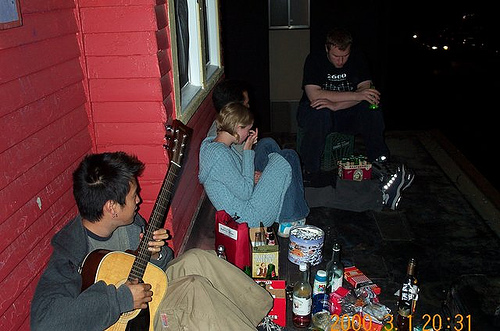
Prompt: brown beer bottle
<box><xmin>396</xmin><ymin>258</ymin><xmax>418</xmax><ymax>331</ymax></box>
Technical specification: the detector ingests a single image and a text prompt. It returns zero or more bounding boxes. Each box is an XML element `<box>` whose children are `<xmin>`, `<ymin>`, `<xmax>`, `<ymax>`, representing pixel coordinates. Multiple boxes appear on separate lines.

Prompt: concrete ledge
<box><xmin>418</xmin><ymin>129</ymin><xmax>500</xmax><ymax>236</ymax></box>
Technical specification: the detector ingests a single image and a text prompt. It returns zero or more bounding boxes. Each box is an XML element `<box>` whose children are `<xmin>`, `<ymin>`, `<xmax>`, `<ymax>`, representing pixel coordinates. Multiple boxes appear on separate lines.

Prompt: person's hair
<box><xmin>325</xmin><ymin>27</ymin><xmax>353</xmax><ymax>51</ymax></box>
<box><xmin>212</xmin><ymin>79</ymin><xmax>248</xmax><ymax>112</ymax></box>
<box><xmin>72</xmin><ymin>152</ymin><xmax>145</xmax><ymax>222</ymax></box>
<box><xmin>216</xmin><ymin>102</ymin><xmax>254</xmax><ymax>141</ymax></box>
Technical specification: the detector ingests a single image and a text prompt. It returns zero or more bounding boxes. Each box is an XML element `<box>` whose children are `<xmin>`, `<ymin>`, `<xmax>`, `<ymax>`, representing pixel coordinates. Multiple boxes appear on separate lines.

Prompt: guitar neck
<box><xmin>127</xmin><ymin>119</ymin><xmax>190</xmax><ymax>282</ymax></box>
<box><xmin>128</xmin><ymin>163</ymin><xmax>180</xmax><ymax>281</ymax></box>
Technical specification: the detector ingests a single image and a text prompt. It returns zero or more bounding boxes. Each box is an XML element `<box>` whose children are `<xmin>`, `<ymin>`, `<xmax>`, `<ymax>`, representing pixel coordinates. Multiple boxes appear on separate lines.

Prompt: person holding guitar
<box><xmin>31</xmin><ymin>151</ymin><xmax>273</xmax><ymax>330</ymax></box>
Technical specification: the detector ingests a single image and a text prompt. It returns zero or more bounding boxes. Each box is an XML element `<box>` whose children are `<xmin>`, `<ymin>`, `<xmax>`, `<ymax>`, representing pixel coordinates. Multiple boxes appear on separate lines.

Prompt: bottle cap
<box><xmin>315</xmin><ymin>270</ymin><xmax>327</xmax><ymax>281</ymax></box>
<box><xmin>299</xmin><ymin>263</ymin><xmax>307</xmax><ymax>271</ymax></box>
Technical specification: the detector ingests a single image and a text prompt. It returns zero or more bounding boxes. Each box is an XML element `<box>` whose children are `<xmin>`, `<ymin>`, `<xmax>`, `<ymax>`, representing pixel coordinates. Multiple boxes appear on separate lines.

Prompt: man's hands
<box><xmin>125</xmin><ymin>229</ymin><xmax>169</xmax><ymax>310</ymax></box>
<box><xmin>140</xmin><ymin>228</ymin><xmax>170</xmax><ymax>259</ymax></box>
<box><xmin>126</xmin><ymin>279</ymin><xmax>153</xmax><ymax>310</ymax></box>
<box><xmin>357</xmin><ymin>86</ymin><xmax>380</xmax><ymax>106</ymax></box>
<box><xmin>310</xmin><ymin>98</ymin><xmax>337</xmax><ymax>111</ymax></box>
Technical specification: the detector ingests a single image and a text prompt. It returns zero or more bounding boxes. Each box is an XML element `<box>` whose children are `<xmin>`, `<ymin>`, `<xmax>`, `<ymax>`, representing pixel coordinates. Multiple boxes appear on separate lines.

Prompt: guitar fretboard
<box><xmin>127</xmin><ymin>163</ymin><xmax>180</xmax><ymax>281</ymax></box>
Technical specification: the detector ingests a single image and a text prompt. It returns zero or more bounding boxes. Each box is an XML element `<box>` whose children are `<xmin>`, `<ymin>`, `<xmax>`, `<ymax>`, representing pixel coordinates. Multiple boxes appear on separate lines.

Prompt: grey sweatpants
<box><xmin>154</xmin><ymin>248</ymin><xmax>273</xmax><ymax>330</ymax></box>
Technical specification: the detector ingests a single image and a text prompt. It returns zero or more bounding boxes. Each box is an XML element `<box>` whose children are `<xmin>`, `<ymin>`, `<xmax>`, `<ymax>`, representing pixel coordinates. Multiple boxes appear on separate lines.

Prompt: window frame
<box><xmin>268</xmin><ymin>0</ymin><xmax>310</xmax><ymax>30</ymax></box>
<box><xmin>168</xmin><ymin>0</ymin><xmax>223</xmax><ymax>122</ymax></box>
<box><xmin>0</xmin><ymin>0</ymin><xmax>22</xmax><ymax>30</ymax></box>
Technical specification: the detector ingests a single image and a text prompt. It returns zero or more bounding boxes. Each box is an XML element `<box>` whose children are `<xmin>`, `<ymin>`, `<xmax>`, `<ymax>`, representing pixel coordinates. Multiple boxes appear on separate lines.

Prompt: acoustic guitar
<box><xmin>80</xmin><ymin>120</ymin><xmax>192</xmax><ymax>331</ymax></box>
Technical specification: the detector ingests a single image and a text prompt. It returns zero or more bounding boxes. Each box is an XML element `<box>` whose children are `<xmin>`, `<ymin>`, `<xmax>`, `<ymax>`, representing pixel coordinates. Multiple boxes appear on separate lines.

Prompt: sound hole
<box><xmin>125</xmin><ymin>305</ymin><xmax>150</xmax><ymax>330</ymax></box>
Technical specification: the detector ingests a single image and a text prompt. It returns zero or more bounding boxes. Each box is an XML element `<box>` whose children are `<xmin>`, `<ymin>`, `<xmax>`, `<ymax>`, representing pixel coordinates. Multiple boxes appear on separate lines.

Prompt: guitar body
<box><xmin>81</xmin><ymin>250</ymin><xmax>168</xmax><ymax>331</ymax></box>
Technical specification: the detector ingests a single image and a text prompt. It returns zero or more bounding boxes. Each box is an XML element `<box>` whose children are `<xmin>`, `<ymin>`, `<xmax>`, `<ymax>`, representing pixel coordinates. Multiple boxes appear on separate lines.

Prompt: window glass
<box><xmin>175</xmin><ymin>0</ymin><xmax>189</xmax><ymax>89</ymax></box>
<box><xmin>170</xmin><ymin>0</ymin><xmax>223</xmax><ymax>121</ymax></box>
<box><xmin>269</xmin><ymin>0</ymin><xmax>309</xmax><ymax>29</ymax></box>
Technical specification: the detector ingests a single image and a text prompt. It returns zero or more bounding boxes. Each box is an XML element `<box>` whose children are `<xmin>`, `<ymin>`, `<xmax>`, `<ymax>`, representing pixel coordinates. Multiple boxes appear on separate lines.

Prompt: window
<box><xmin>169</xmin><ymin>0</ymin><xmax>223</xmax><ymax>121</ymax></box>
<box><xmin>269</xmin><ymin>0</ymin><xmax>309</xmax><ymax>30</ymax></box>
<box><xmin>0</xmin><ymin>0</ymin><xmax>22</xmax><ymax>29</ymax></box>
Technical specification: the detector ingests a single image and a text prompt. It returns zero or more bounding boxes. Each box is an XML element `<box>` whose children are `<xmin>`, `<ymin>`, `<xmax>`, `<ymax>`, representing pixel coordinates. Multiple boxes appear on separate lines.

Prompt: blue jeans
<box><xmin>254</xmin><ymin>138</ymin><xmax>310</xmax><ymax>223</ymax></box>
<box><xmin>297</xmin><ymin>99</ymin><xmax>390</xmax><ymax>173</ymax></box>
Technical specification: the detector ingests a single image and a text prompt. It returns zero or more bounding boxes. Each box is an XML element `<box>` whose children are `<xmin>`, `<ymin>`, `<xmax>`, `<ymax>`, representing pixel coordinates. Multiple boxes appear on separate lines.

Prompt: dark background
<box><xmin>219</xmin><ymin>0</ymin><xmax>499</xmax><ymax>190</ymax></box>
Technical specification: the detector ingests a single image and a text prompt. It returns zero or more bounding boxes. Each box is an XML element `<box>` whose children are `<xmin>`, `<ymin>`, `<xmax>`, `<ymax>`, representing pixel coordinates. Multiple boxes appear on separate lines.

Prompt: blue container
<box><xmin>312</xmin><ymin>293</ymin><xmax>330</xmax><ymax>314</ymax></box>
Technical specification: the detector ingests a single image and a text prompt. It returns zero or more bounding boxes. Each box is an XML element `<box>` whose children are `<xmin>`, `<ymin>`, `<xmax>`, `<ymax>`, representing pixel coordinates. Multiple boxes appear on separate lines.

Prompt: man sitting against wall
<box><xmin>30</xmin><ymin>151</ymin><xmax>279</xmax><ymax>330</ymax></box>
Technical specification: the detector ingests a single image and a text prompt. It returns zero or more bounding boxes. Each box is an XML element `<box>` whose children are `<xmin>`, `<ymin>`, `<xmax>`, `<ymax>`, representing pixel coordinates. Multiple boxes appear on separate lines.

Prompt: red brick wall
<box><xmin>0</xmin><ymin>0</ymin><xmax>217</xmax><ymax>329</ymax></box>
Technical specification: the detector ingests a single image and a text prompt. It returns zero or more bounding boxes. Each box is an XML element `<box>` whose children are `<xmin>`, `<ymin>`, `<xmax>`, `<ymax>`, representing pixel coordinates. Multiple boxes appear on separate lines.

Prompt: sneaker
<box><xmin>382</xmin><ymin>164</ymin><xmax>414</xmax><ymax>210</ymax></box>
<box><xmin>277</xmin><ymin>218</ymin><xmax>306</xmax><ymax>238</ymax></box>
<box><xmin>372</xmin><ymin>159</ymin><xmax>392</xmax><ymax>182</ymax></box>
<box><xmin>257</xmin><ymin>316</ymin><xmax>287</xmax><ymax>331</ymax></box>
<box><xmin>374</xmin><ymin>155</ymin><xmax>389</xmax><ymax>163</ymax></box>
<box><xmin>401</xmin><ymin>166</ymin><xmax>415</xmax><ymax>191</ymax></box>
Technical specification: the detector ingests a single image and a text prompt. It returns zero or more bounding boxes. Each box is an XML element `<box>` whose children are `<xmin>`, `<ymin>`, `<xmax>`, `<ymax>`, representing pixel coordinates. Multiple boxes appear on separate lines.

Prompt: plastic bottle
<box><xmin>312</xmin><ymin>269</ymin><xmax>327</xmax><ymax>296</ymax></box>
<box><xmin>292</xmin><ymin>263</ymin><xmax>312</xmax><ymax>328</ymax></box>
<box><xmin>312</xmin><ymin>269</ymin><xmax>329</xmax><ymax>315</ymax></box>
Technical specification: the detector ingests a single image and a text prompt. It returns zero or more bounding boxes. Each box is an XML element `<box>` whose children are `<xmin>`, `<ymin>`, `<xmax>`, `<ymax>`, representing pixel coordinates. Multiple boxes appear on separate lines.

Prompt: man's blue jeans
<box><xmin>297</xmin><ymin>100</ymin><xmax>390</xmax><ymax>173</ymax></box>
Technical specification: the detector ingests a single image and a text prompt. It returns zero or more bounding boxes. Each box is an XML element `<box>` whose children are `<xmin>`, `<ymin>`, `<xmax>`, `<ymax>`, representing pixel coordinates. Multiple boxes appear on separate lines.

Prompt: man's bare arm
<box><xmin>304</xmin><ymin>80</ymin><xmax>380</xmax><ymax>111</ymax></box>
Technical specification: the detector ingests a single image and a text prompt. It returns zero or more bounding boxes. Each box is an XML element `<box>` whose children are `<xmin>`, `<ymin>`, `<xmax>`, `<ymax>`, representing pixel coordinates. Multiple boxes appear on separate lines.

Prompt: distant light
<box><xmin>431</xmin><ymin>46</ymin><xmax>438</xmax><ymax>50</ymax></box>
<box><xmin>412</xmin><ymin>34</ymin><xmax>418</xmax><ymax>39</ymax></box>
<box><xmin>443</xmin><ymin>45</ymin><xmax>449</xmax><ymax>50</ymax></box>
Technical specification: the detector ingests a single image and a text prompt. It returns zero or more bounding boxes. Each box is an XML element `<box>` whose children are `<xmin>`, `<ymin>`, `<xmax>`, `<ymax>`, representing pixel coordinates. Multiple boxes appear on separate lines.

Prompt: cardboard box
<box><xmin>343</xmin><ymin>266</ymin><xmax>381</xmax><ymax>295</ymax></box>
<box><xmin>337</xmin><ymin>158</ymin><xmax>372</xmax><ymax>181</ymax></box>
<box><xmin>250</xmin><ymin>227</ymin><xmax>279</xmax><ymax>278</ymax></box>
<box><xmin>255</xmin><ymin>280</ymin><xmax>286</xmax><ymax>327</ymax></box>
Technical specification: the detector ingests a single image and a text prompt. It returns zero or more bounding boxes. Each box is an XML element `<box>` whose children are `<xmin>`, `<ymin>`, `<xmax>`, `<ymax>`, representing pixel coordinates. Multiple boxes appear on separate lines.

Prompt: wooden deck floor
<box><xmin>182</xmin><ymin>130</ymin><xmax>500</xmax><ymax>330</ymax></box>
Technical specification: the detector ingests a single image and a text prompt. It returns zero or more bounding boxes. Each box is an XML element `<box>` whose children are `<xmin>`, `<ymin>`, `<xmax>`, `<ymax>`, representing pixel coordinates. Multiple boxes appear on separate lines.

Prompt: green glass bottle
<box><xmin>369</xmin><ymin>83</ymin><xmax>379</xmax><ymax>110</ymax></box>
<box><xmin>265</xmin><ymin>263</ymin><xmax>277</xmax><ymax>280</ymax></box>
<box><xmin>325</xmin><ymin>242</ymin><xmax>344</xmax><ymax>293</ymax></box>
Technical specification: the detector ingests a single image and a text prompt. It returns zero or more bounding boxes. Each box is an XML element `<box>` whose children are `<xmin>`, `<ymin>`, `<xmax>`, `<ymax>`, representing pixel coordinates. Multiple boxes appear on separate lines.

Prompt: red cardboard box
<box><xmin>255</xmin><ymin>280</ymin><xmax>286</xmax><ymax>327</ymax></box>
<box><xmin>337</xmin><ymin>158</ymin><xmax>372</xmax><ymax>181</ymax></box>
<box><xmin>343</xmin><ymin>266</ymin><xmax>381</xmax><ymax>295</ymax></box>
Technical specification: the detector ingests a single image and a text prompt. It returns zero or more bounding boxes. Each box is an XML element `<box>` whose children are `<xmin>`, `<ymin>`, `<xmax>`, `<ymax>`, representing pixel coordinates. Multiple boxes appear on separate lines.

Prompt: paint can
<box><xmin>288</xmin><ymin>225</ymin><xmax>324</xmax><ymax>266</ymax></box>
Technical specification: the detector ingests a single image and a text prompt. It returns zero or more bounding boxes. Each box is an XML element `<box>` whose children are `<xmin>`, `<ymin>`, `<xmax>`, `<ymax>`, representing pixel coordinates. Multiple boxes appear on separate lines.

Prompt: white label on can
<box><xmin>292</xmin><ymin>295</ymin><xmax>312</xmax><ymax>315</ymax></box>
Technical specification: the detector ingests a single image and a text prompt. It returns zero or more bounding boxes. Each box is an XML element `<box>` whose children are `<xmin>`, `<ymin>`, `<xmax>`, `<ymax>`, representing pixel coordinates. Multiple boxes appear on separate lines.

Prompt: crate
<box><xmin>296</xmin><ymin>128</ymin><xmax>354</xmax><ymax>171</ymax></box>
<box><xmin>250</xmin><ymin>227</ymin><xmax>279</xmax><ymax>279</ymax></box>
<box><xmin>322</xmin><ymin>132</ymin><xmax>355</xmax><ymax>171</ymax></box>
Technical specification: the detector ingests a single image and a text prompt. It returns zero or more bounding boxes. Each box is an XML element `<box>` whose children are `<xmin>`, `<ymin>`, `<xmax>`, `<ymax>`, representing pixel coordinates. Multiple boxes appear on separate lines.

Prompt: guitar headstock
<box><xmin>164</xmin><ymin>120</ymin><xmax>192</xmax><ymax>166</ymax></box>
